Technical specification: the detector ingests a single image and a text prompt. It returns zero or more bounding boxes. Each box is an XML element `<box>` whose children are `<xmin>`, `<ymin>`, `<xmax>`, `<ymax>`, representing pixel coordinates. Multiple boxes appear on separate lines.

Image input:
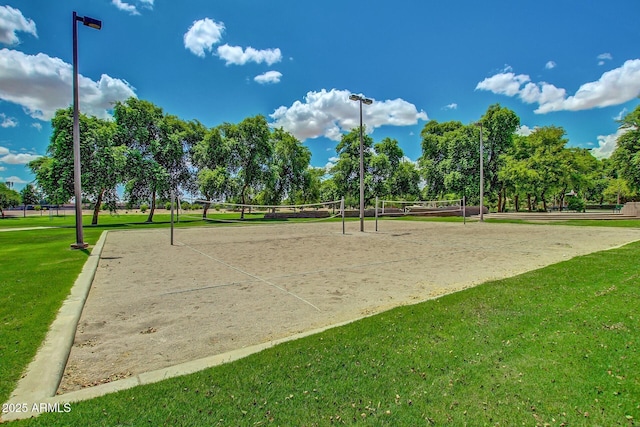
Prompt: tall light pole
<box><xmin>349</xmin><ymin>94</ymin><xmax>373</xmax><ymax>232</ymax></box>
<box><xmin>71</xmin><ymin>11</ymin><xmax>102</xmax><ymax>249</ymax></box>
<box><xmin>475</xmin><ymin>122</ymin><xmax>484</xmax><ymax>222</ymax></box>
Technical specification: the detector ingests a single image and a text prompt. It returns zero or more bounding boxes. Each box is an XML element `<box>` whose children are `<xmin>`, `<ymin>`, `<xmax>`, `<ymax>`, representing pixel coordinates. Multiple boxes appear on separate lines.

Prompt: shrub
<box><xmin>567</xmin><ymin>197</ymin><xmax>585</xmax><ymax>212</ymax></box>
<box><xmin>140</xmin><ymin>203</ymin><xmax>148</xmax><ymax>213</ymax></box>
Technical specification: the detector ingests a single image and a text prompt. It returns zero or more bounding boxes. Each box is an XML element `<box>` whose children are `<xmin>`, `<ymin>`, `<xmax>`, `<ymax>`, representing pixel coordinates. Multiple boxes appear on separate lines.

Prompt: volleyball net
<box><xmin>377</xmin><ymin>198</ymin><xmax>465</xmax><ymax>217</ymax></box>
<box><xmin>181</xmin><ymin>198</ymin><xmax>345</xmax><ymax>225</ymax></box>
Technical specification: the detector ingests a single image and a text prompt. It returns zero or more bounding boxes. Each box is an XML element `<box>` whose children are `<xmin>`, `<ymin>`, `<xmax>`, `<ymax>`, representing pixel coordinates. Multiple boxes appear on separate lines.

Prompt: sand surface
<box><xmin>59</xmin><ymin>220</ymin><xmax>640</xmax><ymax>392</ymax></box>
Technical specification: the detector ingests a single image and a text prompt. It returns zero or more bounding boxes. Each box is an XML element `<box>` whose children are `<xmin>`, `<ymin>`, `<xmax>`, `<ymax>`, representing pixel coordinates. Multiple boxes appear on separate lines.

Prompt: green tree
<box><xmin>499</xmin><ymin>134</ymin><xmax>537</xmax><ymax>211</ymax></box>
<box><xmin>611</xmin><ymin>104</ymin><xmax>640</xmax><ymax>194</ymax></box>
<box><xmin>419</xmin><ymin>120</ymin><xmax>480</xmax><ymax>203</ymax></box>
<box><xmin>479</xmin><ymin>104</ymin><xmax>520</xmax><ymax>211</ymax></box>
<box><xmin>29</xmin><ymin>108</ymin><xmax>124</xmax><ymax>224</ymax></box>
<box><xmin>296</xmin><ymin>167</ymin><xmax>325</xmax><ymax>204</ymax></box>
<box><xmin>330</xmin><ymin>127</ymin><xmax>375</xmax><ymax>206</ymax></box>
<box><xmin>603</xmin><ymin>178</ymin><xmax>635</xmax><ymax>204</ymax></box>
<box><xmin>192</xmin><ymin>126</ymin><xmax>234</xmax><ymax>217</ymax></box>
<box><xmin>28</xmin><ymin>156</ymin><xmax>66</xmax><ymax>209</ymax></box>
<box><xmin>221</xmin><ymin>115</ymin><xmax>273</xmax><ymax>218</ymax></box>
<box><xmin>390</xmin><ymin>160</ymin><xmax>421</xmax><ymax>200</ymax></box>
<box><xmin>19</xmin><ymin>184</ymin><xmax>39</xmax><ymax>217</ymax></box>
<box><xmin>0</xmin><ymin>182</ymin><xmax>20</xmax><ymax>218</ymax></box>
<box><xmin>371</xmin><ymin>138</ymin><xmax>420</xmax><ymax>200</ymax></box>
<box><xmin>522</xmin><ymin>126</ymin><xmax>569</xmax><ymax>211</ymax></box>
<box><xmin>115</xmin><ymin>98</ymin><xmax>200</xmax><ymax>222</ymax></box>
<box><xmin>261</xmin><ymin>128</ymin><xmax>311</xmax><ymax>207</ymax></box>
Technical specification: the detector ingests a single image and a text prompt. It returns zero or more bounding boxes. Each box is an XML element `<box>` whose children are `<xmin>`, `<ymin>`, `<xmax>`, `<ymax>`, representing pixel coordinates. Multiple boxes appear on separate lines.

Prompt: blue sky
<box><xmin>1</xmin><ymin>1</ymin><xmax>639</xmax><ymax>190</ymax></box>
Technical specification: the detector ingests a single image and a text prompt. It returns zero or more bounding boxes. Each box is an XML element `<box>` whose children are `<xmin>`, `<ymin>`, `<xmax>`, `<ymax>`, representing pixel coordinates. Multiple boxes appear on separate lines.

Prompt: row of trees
<box><xmin>419</xmin><ymin>104</ymin><xmax>640</xmax><ymax>211</ymax></box>
<box><xmin>23</xmin><ymin>98</ymin><xmax>421</xmax><ymax>224</ymax></box>
<box><xmin>4</xmin><ymin>98</ymin><xmax>638</xmax><ymax>223</ymax></box>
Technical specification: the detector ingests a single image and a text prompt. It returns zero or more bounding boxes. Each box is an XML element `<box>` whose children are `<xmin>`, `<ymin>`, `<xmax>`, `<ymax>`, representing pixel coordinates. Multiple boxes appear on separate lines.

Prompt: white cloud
<box><xmin>0</xmin><ymin>113</ymin><xmax>17</xmax><ymax>128</ymax></box>
<box><xmin>545</xmin><ymin>61</ymin><xmax>556</xmax><ymax>70</ymax></box>
<box><xmin>0</xmin><ymin>166</ymin><xmax>5</xmax><ymax>172</ymax></box>
<box><xmin>476</xmin><ymin>60</ymin><xmax>640</xmax><ymax>114</ymax></box>
<box><xmin>476</xmin><ymin>71</ymin><xmax>530</xmax><ymax>96</ymax></box>
<box><xmin>0</xmin><ymin>48</ymin><xmax>136</xmax><ymax>121</ymax></box>
<box><xmin>591</xmin><ymin>127</ymin><xmax>631</xmax><ymax>159</ymax></box>
<box><xmin>31</xmin><ymin>122</ymin><xmax>42</xmax><ymax>131</ymax></box>
<box><xmin>515</xmin><ymin>125</ymin><xmax>535</xmax><ymax>136</ymax></box>
<box><xmin>184</xmin><ymin>18</ymin><xmax>225</xmax><ymax>58</ymax></box>
<box><xmin>597</xmin><ymin>52</ymin><xmax>613</xmax><ymax>65</ymax></box>
<box><xmin>112</xmin><ymin>0</ymin><xmax>140</xmax><ymax>15</ymax></box>
<box><xmin>217</xmin><ymin>44</ymin><xmax>282</xmax><ymax>66</ymax></box>
<box><xmin>270</xmin><ymin>88</ymin><xmax>428</xmax><ymax>142</ymax></box>
<box><xmin>0</xmin><ymin>175</ymin><xmax>28</xmax><ymax>184</ymax></box>
<box><xmin>1</xmin><ymin>152</ymin><xmax>41</xmax><ymax>165</ymax></box>
<box><xmin>324</xmin><ymin>156</ymin><xmax>340</xmax><ymax>171</ymax></box>
<box><xmin>111</xmin><ymin>0</ymin><xmax>153</xmax><ymax>15</ymax></box>
<box><xmin>0</xmin><ymin>146</ymin><xmax>41</xmax><ymax>165</ymax></box>
<box><xmin>614</xmin><ymin>107</ymin><xmax>628</xmax><ymax>121</ymax></box>
<box><xmin>254</xmin><ymin>71</ymin><xmax>282</xmax><ymax>84</ymax></box>
<box><xmin>0</xmin><ymin>5</ymin><xmax>37</xmax><ymax>45</ymax></box>
<box><xmin>443</xmin><ymin>103</ymin><xmax>458</xmax><ymax>110</ymax></box>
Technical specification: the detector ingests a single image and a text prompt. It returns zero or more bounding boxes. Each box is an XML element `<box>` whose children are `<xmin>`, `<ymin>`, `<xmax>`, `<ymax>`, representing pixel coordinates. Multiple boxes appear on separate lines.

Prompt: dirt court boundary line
<box><xmin>176</xmin><ymin>237</ymin><xmax>321</xmax><ymax>312</ymax></box>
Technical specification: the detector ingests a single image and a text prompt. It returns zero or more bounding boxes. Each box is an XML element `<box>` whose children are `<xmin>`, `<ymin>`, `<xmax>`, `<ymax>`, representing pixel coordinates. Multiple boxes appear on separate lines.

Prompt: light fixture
<box><xmin>349</xmin><ymin>93</ymin><xmax>373</xmax><ymax>232</ymax></box>
<box><xmin>71</xmin><ymin>11</ymin><xmax>102</xmax><ymax>249</ymax></box>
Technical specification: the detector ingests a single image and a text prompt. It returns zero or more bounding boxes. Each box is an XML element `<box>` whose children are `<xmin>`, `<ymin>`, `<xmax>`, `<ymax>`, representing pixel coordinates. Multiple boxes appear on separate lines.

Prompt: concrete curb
<box><xmin>1</xmin><ymin>231</ymin><xmax>108</xmax><ymax>423</ymax></box>
<box><xmin>53</xmin><ymin>317</ymin><xmax>359</xmax><ymax>402</ymax></box>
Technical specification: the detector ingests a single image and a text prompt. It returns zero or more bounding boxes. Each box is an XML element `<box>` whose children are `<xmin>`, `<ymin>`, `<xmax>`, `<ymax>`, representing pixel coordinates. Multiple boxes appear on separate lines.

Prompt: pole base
<box><xmin>71</xmin><ymin>242</ymin><xmax>89</xmax><ymax>249</ymax></box>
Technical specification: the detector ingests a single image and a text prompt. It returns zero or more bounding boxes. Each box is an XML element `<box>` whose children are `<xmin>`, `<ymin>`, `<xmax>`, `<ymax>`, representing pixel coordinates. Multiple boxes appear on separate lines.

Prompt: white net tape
<box><xmin>380</xmin><ymin>199</ymin><xmax>463</xmax><ymax>216</ymax></box>
<box><xmin>181</xmin><ymin>199</ymin><xmax>344</xmax><ymax>224</ymax></box>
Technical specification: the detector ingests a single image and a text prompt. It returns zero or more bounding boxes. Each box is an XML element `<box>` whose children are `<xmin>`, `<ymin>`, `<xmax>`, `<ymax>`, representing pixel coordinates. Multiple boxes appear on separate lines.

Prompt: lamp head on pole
<box><xmin>76</xmin><ymin>14</ymin><xmax>102</xmax><ymax>30</ymax></box>
<box><xmin>349</xmin><ymin>94</ymin><xmax>373</xmax><ymax>105</ymax></box>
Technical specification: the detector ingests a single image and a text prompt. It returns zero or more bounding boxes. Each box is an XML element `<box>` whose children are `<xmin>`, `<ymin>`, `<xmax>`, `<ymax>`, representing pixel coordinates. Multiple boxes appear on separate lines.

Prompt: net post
<box><xmin>170</xmin><ymin>190</ymin><xmax>175</xmax><ymax>245</ymax></box>
<box><xmin>341</xmin><ymin>196</ymin><xmax>345</xmax><ymax>235</ymax></box>
<box><xmin>375</xmin><ymin>196</ymin><xmax>379</xmax><ymax>232</ymax></box>
<box><xmin>463</xmin><ymin>196</ymin><xmax>466</xmax><ymax>225</ymax></box>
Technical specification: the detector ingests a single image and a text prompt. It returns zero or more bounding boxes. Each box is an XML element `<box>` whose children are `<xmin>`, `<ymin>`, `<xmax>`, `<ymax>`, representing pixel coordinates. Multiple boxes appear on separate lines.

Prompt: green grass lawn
<box><xmin>1</xmin><ymin>216</ymin><xmax>639</xmax><ymax>425</ymax></box>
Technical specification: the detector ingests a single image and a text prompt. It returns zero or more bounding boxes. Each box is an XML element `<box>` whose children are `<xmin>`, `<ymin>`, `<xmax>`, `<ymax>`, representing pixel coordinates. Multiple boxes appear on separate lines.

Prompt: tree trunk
<box><xmin>497</xmin><ymin>189</ymin><xmax>504</xmax><ymax>213</ymax></box>
<box><xmin>527</xmin><ymin>194</ymin><xmax>532</xmax><ymax>212</ymax></box>
<box><xmin>203</xmin><ymin>202</ymin><xmax>210</xmax><ymax>219</ymax></box>
<box><xmin>23</xmin><ymin>203</ymin><xmax>26</xmax><ymax>218</ymax></box>
<box><xmin>514</xmin><ymin>194</ymin><xmax>520</xmax><ymax>212</ymax></box>
<box><xmin>146</xmin><ymin>190</ymin><xmax>156</xmax><ymax>223</ymax></box>
<box><xmin>92</xmin><ymin>189</ymin><xmax>104</xmax><ymax>225</ymax></box>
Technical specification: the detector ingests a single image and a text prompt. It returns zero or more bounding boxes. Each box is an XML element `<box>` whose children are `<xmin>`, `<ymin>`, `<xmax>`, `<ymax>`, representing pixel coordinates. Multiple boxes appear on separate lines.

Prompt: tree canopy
<box><xmin>24</xmin><ymin>99</ymin><xmax>639</xmax><ymax>218</ymax></box>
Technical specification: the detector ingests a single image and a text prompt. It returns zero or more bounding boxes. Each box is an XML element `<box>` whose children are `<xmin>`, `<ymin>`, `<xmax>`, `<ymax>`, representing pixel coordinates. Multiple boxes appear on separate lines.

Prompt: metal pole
<box><xmin>170</xmin><ymin>190</ymin><xmax>175</xmax><ymax>245</ymax></box>
<box><xmin>341</xmin><ymin>196</ymin><xmax>345</xmax><ymax>235</ymax></box>
<box><xmin>359</xmin><ymin>100</ymin><xmax>365</xmax><ymax>232</ymax></box>
<box><xmin>479</xmin><ymin>124</ymin><xmax>484</xmax><ymax>222</ymax></box>
<box><xmin>71</xmin><ymin>12</ymin><xmax>87</xmax><ymax>249</ymax></box>
<box><xmin>463</xmin><ymin>196</ymin><xmax>466</xmax><ymax>225</ymax></box>
<box><xmin>375</xmin><ymin>196</ymin><xmax>378</xmax><ymax>232</ymax></box>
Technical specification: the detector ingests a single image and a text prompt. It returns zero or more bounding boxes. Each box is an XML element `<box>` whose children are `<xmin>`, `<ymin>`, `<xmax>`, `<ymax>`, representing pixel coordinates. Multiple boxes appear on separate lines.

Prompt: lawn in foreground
<box><xmin>5</xmin><ymin>229</ymin><xmax>639</xmax><ymax>425</ymax></box>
